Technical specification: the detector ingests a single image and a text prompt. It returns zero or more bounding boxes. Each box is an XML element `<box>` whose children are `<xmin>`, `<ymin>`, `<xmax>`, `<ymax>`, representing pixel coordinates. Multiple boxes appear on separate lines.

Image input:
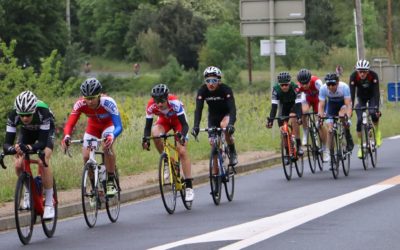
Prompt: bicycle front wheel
<box><xmin>361</xmin><ymin>125</ymin><xmax>370</xmax><ymax>170</ymax></box>
<box><xmin>341</xmin><ymin>136</ymin><xmax>350</xmax><ymax>176</ymax></box>
<box><xmin>330</xmin><ymin>132</ymin><xmax>340</xmax><ymax>179</ymax></box>
<box><xmin>281</xmin><ymin>134</ymin><xmax>292</xmax><ymax>181</ymax></box>
<box><xmin>295</xmin><ymin>154</ymin><xmax>304</xmax><ymax>177</ymax></box>
<box><xmin>179</xmin><ymin>178</ymin><xmax>192</xmax><ymax>210</ymax></box>
<box><xmin>369</xmin><ymin>126</ymin><xmax>378</xmax><ymax>168</ymax></box>
<box><xmin>306</xmin><ymin>127</ymin><xmax>316</xmax><ymax>174</ymax></box>
<box><xmin>42</xmin><ymin>177</ymin><xmax>58</xmax><ymax>238</ymax></box>
<box><xmin>159</xmin><ymin>153</ymin><xmax>177</xmax><ymax>214</ymax></box>
<box><xmin>15</xmin><ymin>173</ymin><xmax>34</xmax><ymax>245</ymax></box>
<box><xmin>223</xmin><ymin>164</ymin><xmax>235</xmax><ymax>202</ymax></box>
<box><xmin>209</xmin><ymin>148</ymin><xmax>222</xmax><ymax>205</ymax></box>
<box><xmin>106</xmin><ymin>169</ymin><xmax>120</xmax><ymax>223</ymax></box>
<box><xmin>81</xmin><ymin>164</ymin><xmax>99</xmax><ymax>228</ymax></box>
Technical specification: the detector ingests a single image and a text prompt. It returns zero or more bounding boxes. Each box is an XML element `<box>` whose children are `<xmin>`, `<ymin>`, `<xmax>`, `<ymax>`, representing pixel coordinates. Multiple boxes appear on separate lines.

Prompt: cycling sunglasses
<box><xmin>280</xmin><ymin>83</ymin><xmax>289</xmax><ymax>87</ymax></box>
<box><xmin>154</xmin><ymin>97</ymin><xmax>167</xmax><ymax>103</ymax></box>
<box><xmin>326</xmin><ymin>82</ymin><xmax>337</xmax><ymax>86</ymax></box>
<box><xmin>18</xmin><ymin>113</ymin><xmax>33</xmax><ymax>118</ymax></box>
<box><xmin>205</xmin><ymin>78</ymin><xmax>219</xmax><ymax>85</ymax></box>
<box><xmin>83</xmin><ymin>94</ymin><xmax>100</xmax><ymax>100</ymax></box>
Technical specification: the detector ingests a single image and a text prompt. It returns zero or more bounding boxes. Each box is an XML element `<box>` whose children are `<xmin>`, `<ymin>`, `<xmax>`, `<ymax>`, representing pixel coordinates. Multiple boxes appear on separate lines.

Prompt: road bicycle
<box><xmin>196</xmin><ymin>127</ymin><xmax>235</xmax><ymax>205</ymax></box>
<box><xmin>272</xmin><ymin>115</ymin><xmax>304</xmax><ymax>181</ymax></box>
<box><xmin>303</xmin><ymin>112</ymin><xmax>324</xmax><ymax>173</ymax></box>
<box><xmin>353</xmin><ymin>106</ymin><xmax>378</xmax><ymax>170</ymax></box>
<box><xmin>68</xmin><ymin>138</ymin><xmax>120</xmax><ymax>227</ymax></box>
<box><xmin>320</xmin><ymin>116</ymin><xmax>351</xmax><ymax>179</ymax></box>
<box><xmin>144</xmin><ymin>133</ymin><xmax>192</xmax><ymax>214</ymax></box>
<box><xmin>0</xmin><ymin>150</ymin><xmax>58</xmax><ymax>245</ymax></box>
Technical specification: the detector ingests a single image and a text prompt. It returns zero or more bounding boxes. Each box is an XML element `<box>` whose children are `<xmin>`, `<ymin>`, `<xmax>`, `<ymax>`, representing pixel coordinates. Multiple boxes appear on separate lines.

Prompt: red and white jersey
<box><xmin>297</xmin><ymin>76</ymin><xmax>322</xmax><ymax>99</ymax></box>
<box><xmin>145</xmin><ymin>94</ymin><xmax>185</xmax><ymax>119</ymax></box>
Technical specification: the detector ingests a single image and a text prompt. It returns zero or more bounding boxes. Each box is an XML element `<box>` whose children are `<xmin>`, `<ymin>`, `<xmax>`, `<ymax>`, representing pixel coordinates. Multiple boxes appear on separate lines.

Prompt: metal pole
<box><xmin>354</xmin><ymin>0</ymin><xmax>365</xmax><ymax>59</ymax></box>
<box><xmin>269</xmin><ymin>0</ymin><xmax>275</xmax><ymax>94</ymax></box>
<box><xmin>395</xmin><ymin>64</ymin><xmax>398</xmax><ymax>103</ymax></box>
<box><xmin>66</xmin><ymin>0</ymin><xmax>71</xmax><ymax>45</ymax></box>
<box><xmin>247</xmin><ymin>37</ymin><xmax>253</xmax><ymax>85</ymax></box>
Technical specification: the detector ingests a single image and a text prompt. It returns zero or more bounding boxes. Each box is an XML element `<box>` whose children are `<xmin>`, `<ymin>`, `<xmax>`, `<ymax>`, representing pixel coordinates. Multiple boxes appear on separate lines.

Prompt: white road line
<box><xmin>149</xmin><ymin>178</ymin><xmax>399</xmax><ymax>250</ymax></box>
<box><xmin>388</xmin><ymin>135</ymin><xmax>400</xmax><ymax>140</ymax></box>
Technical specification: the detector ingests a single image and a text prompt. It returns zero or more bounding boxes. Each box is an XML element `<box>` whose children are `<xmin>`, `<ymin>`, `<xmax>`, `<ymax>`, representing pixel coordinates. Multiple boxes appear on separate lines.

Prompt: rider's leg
<box><xmin>151</xmin><ymin>125</ymin><xmax>166</xmax><ymax>154</ymax></box>
<box><xmin>221</xmin><ymin>116</ymin><xmax>237</xmax><ymax>166</ymax></box>
<box><xmin>302</xmin><ymin>103</ymin><xmax>310</xmax><ymax>145</ymax></box>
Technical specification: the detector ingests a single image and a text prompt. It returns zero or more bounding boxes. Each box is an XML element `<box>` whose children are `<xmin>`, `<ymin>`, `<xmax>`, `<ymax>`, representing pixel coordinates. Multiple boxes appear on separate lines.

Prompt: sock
<box><xmin>296</xmin><ymin>138</ymin><xmax>301</xmax><ymax>147</ymax></box>
<box><xmin>45</xmin><ymin>188</ymin><xmax>54</xmax><ymax>207</ymax></box>
<box><xmin>185</xmin><ymin>178</ymin><xmax>193</xmax><ymax>189</ymax></box>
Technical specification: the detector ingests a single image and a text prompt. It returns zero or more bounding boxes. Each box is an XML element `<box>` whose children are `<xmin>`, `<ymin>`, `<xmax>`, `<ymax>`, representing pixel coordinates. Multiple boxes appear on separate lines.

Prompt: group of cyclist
<box><xmin>266</xmin><ymin>59</ymin><xmax>382</xmax><ymax>163</ymax></box>
<box><xmin>2</xmin><ymin>60</ymin><xmax>381</xmax><ymax>218</ymax></box>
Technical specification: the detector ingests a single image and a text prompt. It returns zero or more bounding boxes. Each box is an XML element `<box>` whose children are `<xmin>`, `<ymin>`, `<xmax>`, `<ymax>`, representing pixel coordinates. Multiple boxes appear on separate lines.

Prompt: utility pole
<box><xmin>247</xmin><ymin>37</ymin><xmax>253</xmax><ymax>85</ymax></box>
<box><xmin>387</xmin><ymin>0</ymin><xmax>393</xmax><ymax>61</ymax></box>
<box><xmin>66</xmin><ymin>0</ymin><xmax>71</xmax><ymax>44</ymax></box>
<box><xmin>354</xmin><ymin>0</ymin><xmax>365</xmax><ymax>60</ymax></box>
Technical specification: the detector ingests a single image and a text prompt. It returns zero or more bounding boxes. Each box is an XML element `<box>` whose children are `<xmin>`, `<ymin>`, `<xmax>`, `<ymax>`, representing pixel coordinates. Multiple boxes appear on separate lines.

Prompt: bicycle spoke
<box><xmin>159</xmin><ymin>154</ymin><xmax>176</xmax><ymax>214</ymax></box>
<box><xmin>81</xmin><ymin>165</ymin><xmax>98</xmax><ymax>228</ymax></box>
<box><xmin>209</xmin><ymin>149</ymin><xmax>222</xmax><ymax>205</ymax></box>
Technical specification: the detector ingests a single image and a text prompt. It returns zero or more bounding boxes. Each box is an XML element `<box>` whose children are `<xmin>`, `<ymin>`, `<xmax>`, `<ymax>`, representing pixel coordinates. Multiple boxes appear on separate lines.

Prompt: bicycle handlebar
<box><xmin>66</xmin><ymin>138</ymin><xmax>107</xmax><ymax>158</ymax></box>
<box><xmin>144</xmin><ymin>133</ymin><xmax>176</xmax><ymax>140</ymax></box>
<box><xmin>352</xmin><ymin>106</ymin><xmax>379</xmax><ymax>111</ymax></box>
<box><xmin>0</xmin><ymin>150</ymin><xmax>47</xmax><ymax>169</ymax></box>
<box><xmin>270</xmin><ymin>115</ymin><xmax>299</xmax><ymax>120</ymax></box>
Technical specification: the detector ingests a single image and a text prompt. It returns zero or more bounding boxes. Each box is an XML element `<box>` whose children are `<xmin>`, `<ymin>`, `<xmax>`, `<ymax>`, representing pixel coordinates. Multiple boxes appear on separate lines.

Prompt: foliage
<box><xmin>154</xmin><ymin>2</ymin><xmax>207</xmax><ymax>69</ymax></box>
<box><xmin>159</xmin><ymin>55</ymin><xmax>184</xmax><ymax>89</ymax></box>
<box><xmin>0</xmin><ymin>0</ymin><xmax>68</xmax><ymax>69</ymax></box>
<box><xmin>136</xmin><ymin>28</ymin><xmax>166</xmax><ymax>68</ymax></box>
<box><xmin>59</xmin><ymin>42</ymin><xmax>86</xmax><ymax>81</ymax></box>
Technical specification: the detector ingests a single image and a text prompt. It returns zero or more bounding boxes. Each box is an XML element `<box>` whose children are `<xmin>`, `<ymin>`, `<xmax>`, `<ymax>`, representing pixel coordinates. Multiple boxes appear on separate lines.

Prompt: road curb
<box><xmin>0</xmin><ymin>154</ymin><xmax>280</xmax><ymax>232</ymax></box>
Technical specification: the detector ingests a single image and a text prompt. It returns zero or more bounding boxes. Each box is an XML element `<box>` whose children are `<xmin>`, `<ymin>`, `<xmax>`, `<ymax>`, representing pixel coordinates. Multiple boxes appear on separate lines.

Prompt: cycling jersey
<box><xmin>193</xmin><ymin>83</ymin><xmax>236</xmax><ymax>128</ymax></box>
<box><xmin>63</xmin><ymin>95</ymin><xmax>123</xmax><ymax>139</ymax></box>
<box><xmin>319</xmin><ymin>81</ymin><xmax>351</xmax><ymax>116</ymax></box>
<box><xmin>269</xmin><ymin>82</ymin><xmax>302</xmax><ymax>120</ymax></box>
<box><xmin>144</xmin><ymin>94</ymin><xmax>189</xmax><ymax>138</ymax></box>
<box><xmin>297</xmin><ymin>76</ymin><xmax>322</xmax><ymax>112</ymax></box>
<box><xmin>4</xmin><ymin>100</ymin><xmax>55</xmax><ymax>152</ymax></box>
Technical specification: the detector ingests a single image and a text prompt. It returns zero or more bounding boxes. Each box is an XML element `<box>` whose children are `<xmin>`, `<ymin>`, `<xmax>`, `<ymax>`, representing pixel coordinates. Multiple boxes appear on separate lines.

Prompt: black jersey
<box><xmin>349</xmin><ymin>70</ymin><xmax>380</xmax><ymax>104</ymax></box>
<box><xmin>193</xmin><ymin>83</ymin><xmax>236</xmax><ymax>127</ymax></box>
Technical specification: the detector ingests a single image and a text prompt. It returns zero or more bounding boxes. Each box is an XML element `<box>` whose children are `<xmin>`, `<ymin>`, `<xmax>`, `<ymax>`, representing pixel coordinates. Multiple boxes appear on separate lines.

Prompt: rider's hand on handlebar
<box><xmin>61</xmin><ymin>135</ymin><xmax>71</xmax><ymax>150</ymax></box>
<box><xmin>176</xmin><ymin>132</ymin><xmax>186</xmax><ymax>146</ymax></box>
<box><xmin>17</xmin><ymin>143</ymin><xmax>30</xmax><ymax>154</ymax></box>
<box><xmin>227</xmin><ymin>124</ymin><xmax>235</xmax><ymax>135</ymax></box>
<box><xmin>104</xmin><ymin>134</ymin><xmax>114</xmax><ymax>149</ymax></box>
<box><xmin>191</xmin><ymin>127</ymin><xmax>199</xmax><ymax>138</ymax></box>
<box><xmin>266</xmin><ymin>118</ymin><xmax>273</xmax><ymax>129</ymax></box>
<box><xmin>142</xmin><ymin>137</ymin><xmax>150</xmax><ymax>151</ymax></box>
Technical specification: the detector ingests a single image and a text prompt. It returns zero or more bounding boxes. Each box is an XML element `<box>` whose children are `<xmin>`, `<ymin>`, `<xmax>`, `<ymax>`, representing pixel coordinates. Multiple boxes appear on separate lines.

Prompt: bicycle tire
<box><xmin>330</xmin><ymin>131</ymin><xmax>340</xmax><ymax>179</ymax></box>
<box><xmin>106</xmin><ymin>169</ymin><xmax>120</xmax><ymax>223</ymax></box>
<box><xmin>281</xmin><ymin>133</ymin><xmax>292</xmax><ymax>181</ymax></box>
<box><xmin>158</xmin><ymin>153</ymin><xmax>177</xmax><ymax>214</ymax></box>
<box><xmin>361</xmin><ymin>124</ymin><xmax>370</xmax><ymax>170</ymax></box>
<box><xmin>15</xmin><ymin>173</ymin><xmax>34</xmax><ymax>245</ymax></box>
<box><xmin>369</xmin><ymin>125</ymin><xmax>378</xmax><ymax>168</ymax></box>
<box><xmin>178</xmin><ymin>160</ymin><xmax>192</xmax><ymax>210</ymax></box>
<box><xmin>81</xmin><ymin>163</ymin><xmax>99</xmax><ymax>228</ymax></box>
<box><xmin>341</xmin><ymin>133</ymin><xmax>350</xmax><ymax>176</ymax></box>
<box><xmin>42</xmin><ymin>177</ymin><xmax>58</xmax><ymax>238</ymax></box>
<box><xmin>224</xmin><ymin>164</ymin><xmax>235</xmax><ymax>202</ymax></box>
<box><xmin>306</xmin><ymin>124</ymin><xmax>316</xmax><ymax>173</ymax></box>
<box><xmin>209</xmin><ymin>147</ymin><xmax>222</xmax><ymax>205</ymax></box>
<box><xmin>295</xmin><ymin>154</ymin><xmax>304</xmax><ymax>177</ymax></box>
<box><xmin>313</xmin><ymin>125</ymin><xmax>324</xmax><ymax>171</ymax></box>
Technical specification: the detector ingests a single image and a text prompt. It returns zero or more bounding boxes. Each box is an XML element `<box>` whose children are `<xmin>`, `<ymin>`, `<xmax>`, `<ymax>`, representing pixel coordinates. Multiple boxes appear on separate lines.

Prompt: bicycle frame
<box><xmin>201</xmin><ymin>127</ymin><xmax>229</xmax><ymax>178</ymax></box>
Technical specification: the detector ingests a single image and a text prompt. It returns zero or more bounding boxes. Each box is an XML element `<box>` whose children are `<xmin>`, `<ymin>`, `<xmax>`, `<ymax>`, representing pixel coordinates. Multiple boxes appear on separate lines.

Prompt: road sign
<box><xmin>260</xmin><ymin>40</ymin><xmax>286</xmax><ymax>56</ymax></box>
<box><xmin>240</xmin><ymin>20</ymin><xmax>305</xmax><ymax>37</ymax></box>
<box><xmin>240</xmin><ymin>0</ymin><xmax>305</xmax><ymax>20</ymax></box>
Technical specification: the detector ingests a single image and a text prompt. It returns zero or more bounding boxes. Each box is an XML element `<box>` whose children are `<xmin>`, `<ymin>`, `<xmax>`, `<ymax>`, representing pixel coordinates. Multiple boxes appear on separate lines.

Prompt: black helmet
<box><xmin>151</xmin><ymin>84</ymin><xmax>169</xmax><ymax>99</ymax></box>
<box><xmin>324</xmin><ymin>72</ymin><xmax>339</xmax><ymax>84</ymax></box>
<box><xmin>297</xmin><ymin>69</ymin><xmax>311</xmax><ymax>84</ymax></box>
<box><xmin>277</xmin><ymin>72</ymin><xmax>291</xmax><ymax>83</ymax></box>
<box><xmin>80</xmin><ymin>78</ymin><xmax>102</xmax><ymax>96</ymax></box>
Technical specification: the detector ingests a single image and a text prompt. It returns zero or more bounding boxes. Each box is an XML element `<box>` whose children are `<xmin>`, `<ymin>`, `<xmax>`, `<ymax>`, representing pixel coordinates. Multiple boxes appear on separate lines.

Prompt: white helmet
<box><xmin>203</xmin><ymin>66</ymin><xmax>222</xmax><ymax>79</ymax></box>
<box><xmin>356</xmin><ymin>59</ymin><xmax>370</xmax><ymax>70</ymax></box>
<box><xmin>14</xmin><ymin>91</ymin><xmax>38</xmax><ymax>114</ymax></box>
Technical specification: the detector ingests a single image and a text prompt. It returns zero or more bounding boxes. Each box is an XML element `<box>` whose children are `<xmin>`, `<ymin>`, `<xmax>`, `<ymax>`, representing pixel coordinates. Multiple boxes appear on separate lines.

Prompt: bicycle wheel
<box><xmin>313</xmin><ymin>125</ymin><xmax>324</xmax><ymax>171</ymax></box>
<box><xmin>281</xmin><ymin>134</ymin><xmax>292</xmax><ymax>181</ymax></box>
<box><xmin>209</xmin><ymin>148</ymin><xmax>222</xmax><ymax>205</ymax></box>
<box><xmin>223</xmin><ymin>164</ymin><xmax>235</xmax><ymax>202</ymax></box>
<box><xmin>106</xmin><ymin>169</ymin><xmax>120</xmax><ymax>223</ymax></box>
<box><xmin>159</xmin><ymin>153</ymin><xmax>177</xmax><ymax>214</ymax></box>
<box><xmin>306</xmin><ymin>135</ymin><xmax>316</xmax><ymax>174</ymax></box>
<box><xmin>295</xmin><ymin>154</ymin><xmax>304</xmax><ymax>177</ymax></box>
<box><xmin>330</xmin><ymin>132</ymin><xmax>340</xmax><ymax>179</ymax></box>
<box><xmin>178</xmin><ymin>162</ymin><xmax>192</xmax><ymax>210</ymax></box>
<box><xmin>15</xmin><ymin>173</ymin><xmax>35</xmax><ymax>245</ymax></box>
<box><xmin>341</xmin><ymin>135</ymin><xmax>350</xmax><ymax>176</ymax></box>
<box><xmin>360</xmin><ymin>124</ymin><xmax>370</xmax><ymax>170</ymax></box>
<box><xmin>369</xmin><ymin>125</ymin><xmax>378</xmax><ymax>168</ymax></box>
<box><xmin>81</xmin><ymin>164</ymin><xmax>99</xmax><ymax>228</ymax></box>
<box><xmin>42</xmin><ymin>177</ymin><xmax>58</xmax><ymax>238</ymax></box>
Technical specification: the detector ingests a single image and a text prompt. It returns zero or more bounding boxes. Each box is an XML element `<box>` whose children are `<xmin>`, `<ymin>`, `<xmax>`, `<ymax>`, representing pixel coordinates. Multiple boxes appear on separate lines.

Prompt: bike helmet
<box><xmin>151</xmin><ymin>84</ymin><xmax>169</xmax><ymax>99</ymax></box>
<box><xmin>80</xmin><ymin>78</ymin><xmax>102</xmax><ymax>97</ymax></box>
<box><xmin>277</xmin><ymin>72</ymin><xmax>291</xmax><ymax>83</ymax></box>
<box><xmin>203</xmin><ymin>66</ymin><xmax>222</xmax><ymax>79</ymax></box>
<box><xmin>356</xmin><ymin>59</ymin><xmax>370</xmax><ymax>70</ymax></box>
<box><xmin>297</xmin><ymin>69</ymin><xmax>311</xmax><ymax>84</ymax></box>
<box><xmin>14</xmin><ymin>91</ymin><xmax>38</xmax><ymax>114</ymax></box>
<box><xmin>324</xmin><ymin>72</ymin><xmax>339</xmax><ymax>84</ymax></box>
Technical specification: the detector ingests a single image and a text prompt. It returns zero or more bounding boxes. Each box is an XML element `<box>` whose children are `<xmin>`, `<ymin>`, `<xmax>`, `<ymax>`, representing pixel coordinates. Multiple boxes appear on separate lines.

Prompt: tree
<box><xmin>0</xmin><ymin>0</ymin><xmax>68</xmax><ymax>69</ymax></box>
<box><xmin>154</xmin><ymin>2</ymin><xmax>207</xmax><ymax>69</ymax></box>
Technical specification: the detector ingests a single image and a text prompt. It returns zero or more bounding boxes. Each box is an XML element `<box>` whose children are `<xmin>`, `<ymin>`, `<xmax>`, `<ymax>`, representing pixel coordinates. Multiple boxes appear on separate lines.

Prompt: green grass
<box><xmin>1</xmin><ymin>91</ymin><xmax>399</xmax><ymax>204</ymax></box>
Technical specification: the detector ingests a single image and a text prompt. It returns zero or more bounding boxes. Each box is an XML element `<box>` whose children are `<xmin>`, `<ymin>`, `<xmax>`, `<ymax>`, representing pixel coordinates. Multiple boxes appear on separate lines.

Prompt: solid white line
<box><xmin>388</xmin><ymin>135</ymin><xmax>400</xmax><ymax>140</ymax></box>
<box><xmin>149</xmin><ymin>180</ymin><xmax>398</xmax><ymax>250</ymax></box>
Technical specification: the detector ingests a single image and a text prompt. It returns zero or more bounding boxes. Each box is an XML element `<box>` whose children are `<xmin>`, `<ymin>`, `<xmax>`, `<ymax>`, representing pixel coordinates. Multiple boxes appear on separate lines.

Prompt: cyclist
<box><xmin>296</xmin><ymin>69</ymin><xmax>329</xmax><ymax>162</ymax></box>
<box><xmin>61</xmin><ymin>78</ymin><xmax>123</xmax><ymax>196</ymax></box>
<box><xmin>318</xmin><ymin>73</ymin><xmax>354</xmax><ymax>153</ymax></box>
<box><xmin>3</xmin><ymin>91</ymin><xmax>56</xmax><ymax>219</ymax></box>
<box><xmin>266</xmin><ymin>72</ymin><xmax>303</xmax><ymax>157</ymax></box>
<box><xmin>349</xmin><ymin>59</ymin><xmax>381</xmax><ymax>158</ymax></box>
<box><xmin>142</xmin><ymin>84</ymin><xmax>194</xmax><ymax>202</ymax></box>
<box><xmin>191</xmin><ymin>66</ymin><xmax>238</xmax><ymax>167</ymax></box>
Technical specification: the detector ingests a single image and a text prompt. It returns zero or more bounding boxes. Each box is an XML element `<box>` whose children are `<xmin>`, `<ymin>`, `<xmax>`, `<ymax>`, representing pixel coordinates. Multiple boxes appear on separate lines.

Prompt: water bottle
<box><xmin>362</xmin><ymin>112</ymin><xmax>367</xmax><ymax>125</ymax></box>
<box><xmin>34</xmin><ymin>176</ymin><xmax>42</xmax><ymax>195</ymax></box>
<box><xmin>99</xmin><ymin>165</ymin><xmax>106</xmax><ymax>182</ymax></box>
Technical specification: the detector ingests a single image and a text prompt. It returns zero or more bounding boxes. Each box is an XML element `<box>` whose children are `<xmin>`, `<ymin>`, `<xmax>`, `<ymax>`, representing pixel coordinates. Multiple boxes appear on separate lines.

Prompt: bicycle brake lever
<box><xmin>38</xmin><ymin>150</ymin><xmax>48</xmax><ymax>168</ymax></box>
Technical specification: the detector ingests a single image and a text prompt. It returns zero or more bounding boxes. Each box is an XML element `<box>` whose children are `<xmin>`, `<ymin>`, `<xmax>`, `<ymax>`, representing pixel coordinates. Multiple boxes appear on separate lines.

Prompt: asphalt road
<box><xmin>1</xmin><ymin>136</ymin><xmax>399</xmax><ymax>249</ymax></box>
